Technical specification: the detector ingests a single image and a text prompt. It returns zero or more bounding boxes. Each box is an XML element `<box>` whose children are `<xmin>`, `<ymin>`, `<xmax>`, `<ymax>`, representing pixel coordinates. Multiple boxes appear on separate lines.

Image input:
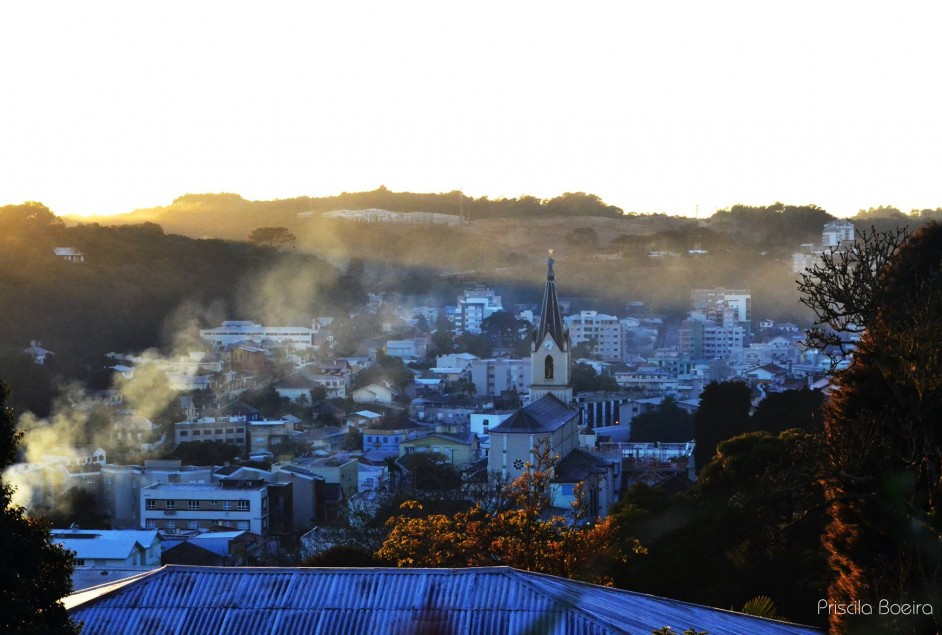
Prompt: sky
<box><xmin>2</xmin><ymin>1</ymin><xmax>941</xmax><ymax>219</ymax></box>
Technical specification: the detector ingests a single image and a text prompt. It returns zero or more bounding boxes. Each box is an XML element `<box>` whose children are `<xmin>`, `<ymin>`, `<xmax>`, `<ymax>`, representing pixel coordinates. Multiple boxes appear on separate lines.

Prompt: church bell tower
<box><xmin>529</xmin><ymin>250</ymin><xmax>572</xmax><ymax>404</ymax></box>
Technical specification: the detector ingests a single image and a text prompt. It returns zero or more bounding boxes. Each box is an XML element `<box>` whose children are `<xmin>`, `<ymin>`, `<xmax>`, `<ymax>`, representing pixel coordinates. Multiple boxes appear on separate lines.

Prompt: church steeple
<box><xmin>535</xmin><ymin>250</ymin><xmax>566</xmax><ymax>351</ymax></box>
<box><xmin>530</xmin><ymin>250</ymin><xmax>572</xmax><ymax>404</ymax></box>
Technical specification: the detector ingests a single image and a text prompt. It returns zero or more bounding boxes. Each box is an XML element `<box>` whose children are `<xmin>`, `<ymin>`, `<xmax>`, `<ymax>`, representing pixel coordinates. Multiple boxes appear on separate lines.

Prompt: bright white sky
<box><xmin>2</xmin><ymin>1</ymin><xmax>941</xmax><ymax>218</ymax></box>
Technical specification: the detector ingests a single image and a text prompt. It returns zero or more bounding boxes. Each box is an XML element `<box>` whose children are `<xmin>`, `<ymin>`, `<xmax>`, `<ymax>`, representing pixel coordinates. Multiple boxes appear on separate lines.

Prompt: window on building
<box><xmin>145</xmin><ymin>500</ymin><xmax>156</xmax><ymax>510</ymax></box>
<box><xmin>166</xmin><ymin>500</ymin><xmax>175</xmax><ymax>510</ymax></box>
<box><xmin>237</xmin><ymin>521</ymin><xmax>249</xmax><ymax>530</ymax></box>
<box><xmin>545</xmin><ymin>355</ymin><xmax>554</xmax><ymax>379</ymax></box>
<box><xmin>223</xmin><ymin>501</ymin><xmax>231</xmax><ymax>511</ymax></box>
<box><xmin>188</xmin><ymin>520</ymin><xmax>199</xmax><ymax>529</ymax></box>
<box><xmin>166</xmin><ymin>520</ymin><xmax>176</xmax><ymax>529</ymax></box>
<box><xmin>193</xmin><ymin>430</ymin><xmax>201</xmax><ymax>436</ymax></box>
<box><xmin>180</xmin><ymin>431</ymin><xmax>188</xmax><ymax>437</ymax></box>
<box><xmin>237</xmin><ymin>500</ymin><xmax>250</xmax><ymax>511</ymax></box>
<box><xmin>145</xmin><ymin>519</ymin><xmax>156</xmax><ymax>529</ymax></box>
<box><xmin>188</xmin><ymin>500</ymin><xmax>199</xmax><ymax>510</ymax></box>
<box><xmin>168</xmin><ymin>474</ymin><xmax>180</xmax><ymax>483</ymax></box>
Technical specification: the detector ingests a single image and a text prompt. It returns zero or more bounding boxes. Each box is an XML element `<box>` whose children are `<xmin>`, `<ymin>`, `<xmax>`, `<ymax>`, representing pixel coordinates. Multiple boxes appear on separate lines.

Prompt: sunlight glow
<box><xmin>1</xmin><ymin>1</ymin><xmax>941</xmax><ymax>218</ymax></box>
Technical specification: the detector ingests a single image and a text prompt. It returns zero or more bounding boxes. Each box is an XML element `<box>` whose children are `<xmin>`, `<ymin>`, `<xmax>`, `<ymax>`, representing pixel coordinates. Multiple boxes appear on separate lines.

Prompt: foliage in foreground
<box><xmin>377</xmin><ymin>444</ymin><xmax>641</xmax><ymax>585</ymax></box>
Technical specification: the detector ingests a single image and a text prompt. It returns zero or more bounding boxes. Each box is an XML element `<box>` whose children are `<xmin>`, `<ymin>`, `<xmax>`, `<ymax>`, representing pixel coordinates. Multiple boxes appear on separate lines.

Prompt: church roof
<box><xmin>65</xmin><ymin>565</ymin><xmax>821</xmax><ymax>635</ymax></box>
<box><xmin>489</xmin><ymin>394</ymin><xmax>576</xmax><ymax>434</ymax></box>
<box><xmin>535</xmin><ymin>253</ymin><xmax>566</xmax><ymax>349</ymax></box>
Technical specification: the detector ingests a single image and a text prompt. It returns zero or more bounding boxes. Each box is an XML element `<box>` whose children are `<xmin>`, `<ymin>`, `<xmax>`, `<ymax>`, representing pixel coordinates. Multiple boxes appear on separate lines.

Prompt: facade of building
<box><xmin>564</xmin><ymin>311</ymin><xmax>623</xmax><ymax>362</ymax></box>
<box><xmin>690</xmin><ymin>288</ymin><xmax>751</xmax><ymax>324</ymax></box>
<box><xmin>470</xmin><ymin>358</ymin><xmax>531</xmax><ymax>398</ymax></box>
<box><xmin>822</xmin><ymin>219</ymin><xmax>856</xmax><ymax>247</ymax></box>
<box><xmin>199</xmin><ymin>321</ymin><xmax>315</xmax><ymax>349</ymax></box>
<box><xmin>140</xmin><ymin>480</ymin><xmax>271</xmax><ymax>535</ymax></box>
<box><xmin>454</xmin><ymin>286</ymin><xmax>503</xmax><ymax>334</ymax></box>
<box><xmin>529</xmin><ymin>254</ymin><xmax>572</xmax><ymax>404</ymax></box>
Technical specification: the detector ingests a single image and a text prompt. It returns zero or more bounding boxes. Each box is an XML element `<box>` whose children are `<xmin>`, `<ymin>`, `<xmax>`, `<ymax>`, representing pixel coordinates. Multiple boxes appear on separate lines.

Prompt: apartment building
<box><xmin>140</xmin><ymin>480</ymin><xmax>271</xmax><ymax>535</ymax></box>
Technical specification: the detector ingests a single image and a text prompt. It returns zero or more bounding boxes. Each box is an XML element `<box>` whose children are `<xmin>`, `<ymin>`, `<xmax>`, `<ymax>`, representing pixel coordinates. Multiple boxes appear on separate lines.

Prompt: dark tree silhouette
<box><xmin>0</xmin><ymin>380</ymin><xmax>80</xmax><ymax>633</ymax></box>
<box><xmin>803</xmin><ymin>222</ymin><xmax>942</xmax><ymax>634</ymax></box>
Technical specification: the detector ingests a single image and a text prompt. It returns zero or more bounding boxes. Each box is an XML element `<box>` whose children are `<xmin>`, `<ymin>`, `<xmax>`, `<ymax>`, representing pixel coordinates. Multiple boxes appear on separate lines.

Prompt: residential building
<box><xmin>822</xmin><ymin>219</ymin><xmax>856</xmax><ymax>247</ymax></box>
<box><xmin>140</xmin><ymin>480</ymin><xmax>271</xmax><ymax>535</ymax></box>
<box><xmin>454</xmin><ymin>286</ymin><xmax>503</xmax><ymax>334</ymax></box>
<box><xmin>399</xmin><ymin>427</ymin><xmax>480</xmax><ymax>468</ymax></box>
<box><xmin>175</xmin><ymin>416</ymin><xmax>248</xmax><ymax>448</ymax></box>
<box><xmin>199</xmin><ymin>321</ymin><xmax>316</xmax><ymax>349</ymax></box>
<box><xmin>564</xmin><ymin>311</ymin><xmax>622</xmax><ymax>361</ymax></box>
<box><xmin>276</xmin><ymin>455</ymin><xmax>359</xmax><ymax>501</ymax></box>
<box><xmin>384</xmin><ymin>338</ymin><xmax>429</xmax><ymax>360</ymax></box>
<box><xmin>351</xmin><ymin>382</ymin><xmax>397</xmax><ymax>405</ymax></box>
<box><xmin>101</xmin><ymin>461</ymin><xmax>215</xmax><ymax>529</ymax></box>
<box><xmin>51</xmin><ymin>529</ymin><xmax>161</xmax><ymax>567</ymax></box>
<box><xmin>470</xmin><ymin>358</ymin><xmax>530</xmax><ymax>398</ymax></box>
<box><xmin>53</xmin><ymin>246</ymin><xmax>85</xmax><ymax>263</ymax></box>
<box><xmin>690</xmin><ymin>288</ymin><xmax>751</xmax><ymax>324</ymax></box>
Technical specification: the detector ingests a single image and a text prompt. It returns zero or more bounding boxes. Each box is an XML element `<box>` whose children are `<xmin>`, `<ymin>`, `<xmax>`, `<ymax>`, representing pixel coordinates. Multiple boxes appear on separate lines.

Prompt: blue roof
<box><xmin>66</xmin><ymin>565</ymin><xmax>821</xmax><ymax>635</ymax></box>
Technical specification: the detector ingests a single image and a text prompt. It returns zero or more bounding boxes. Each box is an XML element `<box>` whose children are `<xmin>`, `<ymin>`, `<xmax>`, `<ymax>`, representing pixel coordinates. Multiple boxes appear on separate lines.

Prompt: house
<box><xmin>51</xmin><ymin>529</ymin><xmax>161</xmax><ymax>567</ymax></box>
<box><xmin>65</xmin><ymin>565</ymin><xmax>823</xmax><ymax>634</ymax></box>
<box><xmin>24</xmin><ymin>340</ymin><xmax>55</xmax><ymax>365</ymax></box>
<box><xmin>54</xmin><ymin>246</ymin><xmax>85</xmax><ymax>263</ymax></box>
<box><xmin>273</xmin><ymin>373</ymin><xmax>320</xmax><ymax>402</ymax></box>
<box><xmin>139</xmin><ymin>479</ymin><xmax>274</xmax><ymax>536</ymax></box>
<box><xmin>399</xmin><ymin>427</ymin><xmax>480</xmax><ymax>468</ymax></box>
<box><xmin>351</xmin><ymin>382</ymin><xmax>397</xmax><ymax>405</ymax></box>
<box><xmin>343</xmin><ymin>410</ymin><xmax>384</xmax><ymax>429</ymax></box>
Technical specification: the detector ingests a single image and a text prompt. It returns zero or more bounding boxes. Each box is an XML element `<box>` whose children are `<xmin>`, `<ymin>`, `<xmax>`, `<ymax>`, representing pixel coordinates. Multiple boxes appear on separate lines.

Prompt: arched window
<box><xmin>544</xmin><ymin>354</ymin><xmax>554</xmax><ymax>379</ymax></box>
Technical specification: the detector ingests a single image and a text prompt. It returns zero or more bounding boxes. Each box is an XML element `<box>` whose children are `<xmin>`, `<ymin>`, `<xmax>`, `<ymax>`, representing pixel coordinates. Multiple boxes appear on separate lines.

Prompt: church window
<box><xmin>545</xmin><ymin>355</ymin><xmax>554</xmax><ymax>379</ymax></box>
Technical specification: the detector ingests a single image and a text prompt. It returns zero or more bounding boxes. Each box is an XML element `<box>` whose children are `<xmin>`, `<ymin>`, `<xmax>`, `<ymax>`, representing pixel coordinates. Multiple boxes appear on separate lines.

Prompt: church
<box><xmin>487</xmin><ymin>253</ymin><xmax>615</xmax><ymax>517</ymax></box>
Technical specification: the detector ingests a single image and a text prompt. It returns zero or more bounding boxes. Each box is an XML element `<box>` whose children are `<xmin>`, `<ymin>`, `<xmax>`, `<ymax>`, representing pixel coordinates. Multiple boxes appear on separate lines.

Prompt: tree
<box><xmin>377</xmin><ymin>442</ymin><xmax>639</xmax><ymax>584</ymax></box>
<box><xmin>248</xmin><ymin>226</ymin><xmax>296</xmax><ymax>249</ymax></box>
<box><xmin>0</xmin><ymin>380</ymin><xmax>80</xmax><ymax>633</ymax></box>
<box><xmin>801</xmin><ymin>223</ymin><xmax>942</xmax><ymax>634</ymax></box>
<box><xmin>629</xmin><ymin>396</ymin><xmax>694</xmax><ymax>442</ymax></box>
<box><xmin>692</xmin><ymin>381</ymin><xmax>752</xmax><ymax>472</ymax></box>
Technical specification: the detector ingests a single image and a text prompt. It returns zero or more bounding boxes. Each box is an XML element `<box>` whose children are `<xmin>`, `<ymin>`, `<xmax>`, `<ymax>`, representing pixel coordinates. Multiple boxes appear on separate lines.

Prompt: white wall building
<box><xmin>200</xmin><ymin>321</ymin><xmax>315</xmax><ymax>349</ymax></box>
<box><xmin>140</xmin><ymin>482</ymin><xmax>270</xmax><ymax>535</ymax></box>
<box><xmin>470</xmin><ymin>358</ymin><xmax>531</xmax><ymax>398</ymax></box>
<box><xmin>455</xmin><ymin>286</ymin><xmax>503</xmax><ymax>334</ymax></box>
<box><xmin>564</xmin><ymin>311</ymin><xmax>622</xmax><ymax>362</ymax></box>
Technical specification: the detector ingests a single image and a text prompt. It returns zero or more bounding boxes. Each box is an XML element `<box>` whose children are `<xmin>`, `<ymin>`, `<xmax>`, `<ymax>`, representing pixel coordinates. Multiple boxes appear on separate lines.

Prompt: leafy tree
<box><xmin>750</xmin><ymin>388</ymin><xmax>823</xmax><ymax>434</ymax></box>
<box><xmin>802</xmin><ymin>222</ymin><xmax>942</xmax><ymax>634</ymax></box>
<box><xmin>0</xmin><ymin>380</ymin><xmax>80</xmax><ymax>633</ymax></box>
<box><xmin>611</xmin><ymin>430</ymin><xmax>829</xmax><ymax>627</ymax></box>
<box><xmin>629</xmin><ymin>396</ymin><xmax>694</xmax><ymax>442</ymax></box>
<box><xmin>692</xmin><ymin>381</ymin><xmax>752</xmax><ymax>472</ymax></box>
<box><xmin>377</xmin><ymin>442</ymin><xmax>639</xmax><ymax>584</ymax></box>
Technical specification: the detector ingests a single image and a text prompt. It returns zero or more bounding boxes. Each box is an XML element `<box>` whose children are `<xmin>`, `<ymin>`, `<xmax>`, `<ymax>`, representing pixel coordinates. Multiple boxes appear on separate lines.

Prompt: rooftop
<box><xmin>66</xmin><ymin>565</ymin><xmax>821</xmax><ymax>635</ymax></box>
<box><xmin>489</xmin><ymin>394</ymin><xmax>577</xmax><ymax>435</ymax></box>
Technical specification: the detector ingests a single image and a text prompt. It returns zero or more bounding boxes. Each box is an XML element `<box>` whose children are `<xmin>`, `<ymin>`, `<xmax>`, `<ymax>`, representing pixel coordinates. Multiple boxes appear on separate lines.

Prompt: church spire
<box><xmin>535</xmin><ymin>249</ymin><xmax>566</xmax><ymax>350</ymax></box>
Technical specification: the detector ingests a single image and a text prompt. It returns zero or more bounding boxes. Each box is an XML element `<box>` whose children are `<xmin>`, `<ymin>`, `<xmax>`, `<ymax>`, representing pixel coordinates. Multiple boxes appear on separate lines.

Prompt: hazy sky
<box><xmin>2</xmin><ymin>2</ymin><xmax>941</xmax><ymax>218</ymax></box>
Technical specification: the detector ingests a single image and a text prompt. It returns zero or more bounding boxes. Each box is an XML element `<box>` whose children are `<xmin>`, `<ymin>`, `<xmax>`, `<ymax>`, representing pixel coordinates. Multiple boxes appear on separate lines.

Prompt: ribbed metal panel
<box><xmin>69</xmin><ymin>566</ymin><xmax>822</xmax><ymax>635</ymax></box>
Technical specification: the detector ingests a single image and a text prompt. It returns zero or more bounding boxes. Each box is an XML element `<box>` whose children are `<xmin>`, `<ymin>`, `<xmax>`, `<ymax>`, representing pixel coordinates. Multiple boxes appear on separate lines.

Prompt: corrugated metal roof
<box><xmin>67</xmin><ymin>566</ymin><xmax>822</xmax><ymax>635</ymax></box>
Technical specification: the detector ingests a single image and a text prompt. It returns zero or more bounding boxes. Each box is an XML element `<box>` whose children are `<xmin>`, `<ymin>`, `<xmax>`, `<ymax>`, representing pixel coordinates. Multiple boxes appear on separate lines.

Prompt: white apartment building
<box><xmin>200</xmin><ymin>321</ymin><xmax>316</xmax><ymax>349</ymax></box>
<box><xmin>822</xmin><ymin>220</ymin><xmax>856</xmax><ymax>247</ymax></box>
<box><xmin>140</xmin><ymin>481</ymin><xmax>270</xmax><ymax>535</ymax></box>
<box><xmin>564</xmin><ymin>311</ymin><xmax>623</xmax><ymax>361</ymax></box>
<box><xmin>454</xmin><ymin>286</ymin><xmax>503</xmax><ymax>334</ymax></box>
<box><xmin>101</xmin><ymin>461</ymin><xmax>215</xmax><ymax>529</ymax></box>
<box><xmin>690</xmin><ymin>289</ymin><xmax>751</xmax><ymax>325</ymax></box>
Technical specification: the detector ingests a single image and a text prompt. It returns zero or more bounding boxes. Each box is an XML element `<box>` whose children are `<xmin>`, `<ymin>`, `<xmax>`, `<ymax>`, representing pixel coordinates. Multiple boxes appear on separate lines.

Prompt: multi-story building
<box><xmin>140</xmin><ymin>480</ymin><xmax>272</xmax><ymax>535</ymax></box>
<box><xmin>454</xmin><ymin>286</ymin><xmax>503</xmax><ymax>334</ymax></box>
<box><xmin>822</xmin><ymin>220</ymin><xmax>856</xmax><ymax>247</ymax></box>
<box><xmin>470</xmin><ymin>358</ymin><xmax>531</xmax><ymax>398</ymax></box>
<box><xmin>690</xmin><ymin>289</ymin><xmax>751</xmax><ymax>325</ymax></box>
<box><xmin>175</xmin><ymin>416</ymin><xmax>248</xmax><ymax>448</ymax></box>
<box><xmin>564</xmin><ymin>311</ymin><xmax>623</xmax><ymax>362</ymax></box>
<box><xmin>679</xmin><ymin>319</ymin><xmax>746</xmax><ymax>360</ymax></box>
<box><xmin>101</xmin><ymin>460</ymin><xmax>215</xmax><ymax>529</ymax></box>
<box><xmin>199</xmin><ymin>321</ymin><xmax>316</xmax><ymax>349</ymax></box>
